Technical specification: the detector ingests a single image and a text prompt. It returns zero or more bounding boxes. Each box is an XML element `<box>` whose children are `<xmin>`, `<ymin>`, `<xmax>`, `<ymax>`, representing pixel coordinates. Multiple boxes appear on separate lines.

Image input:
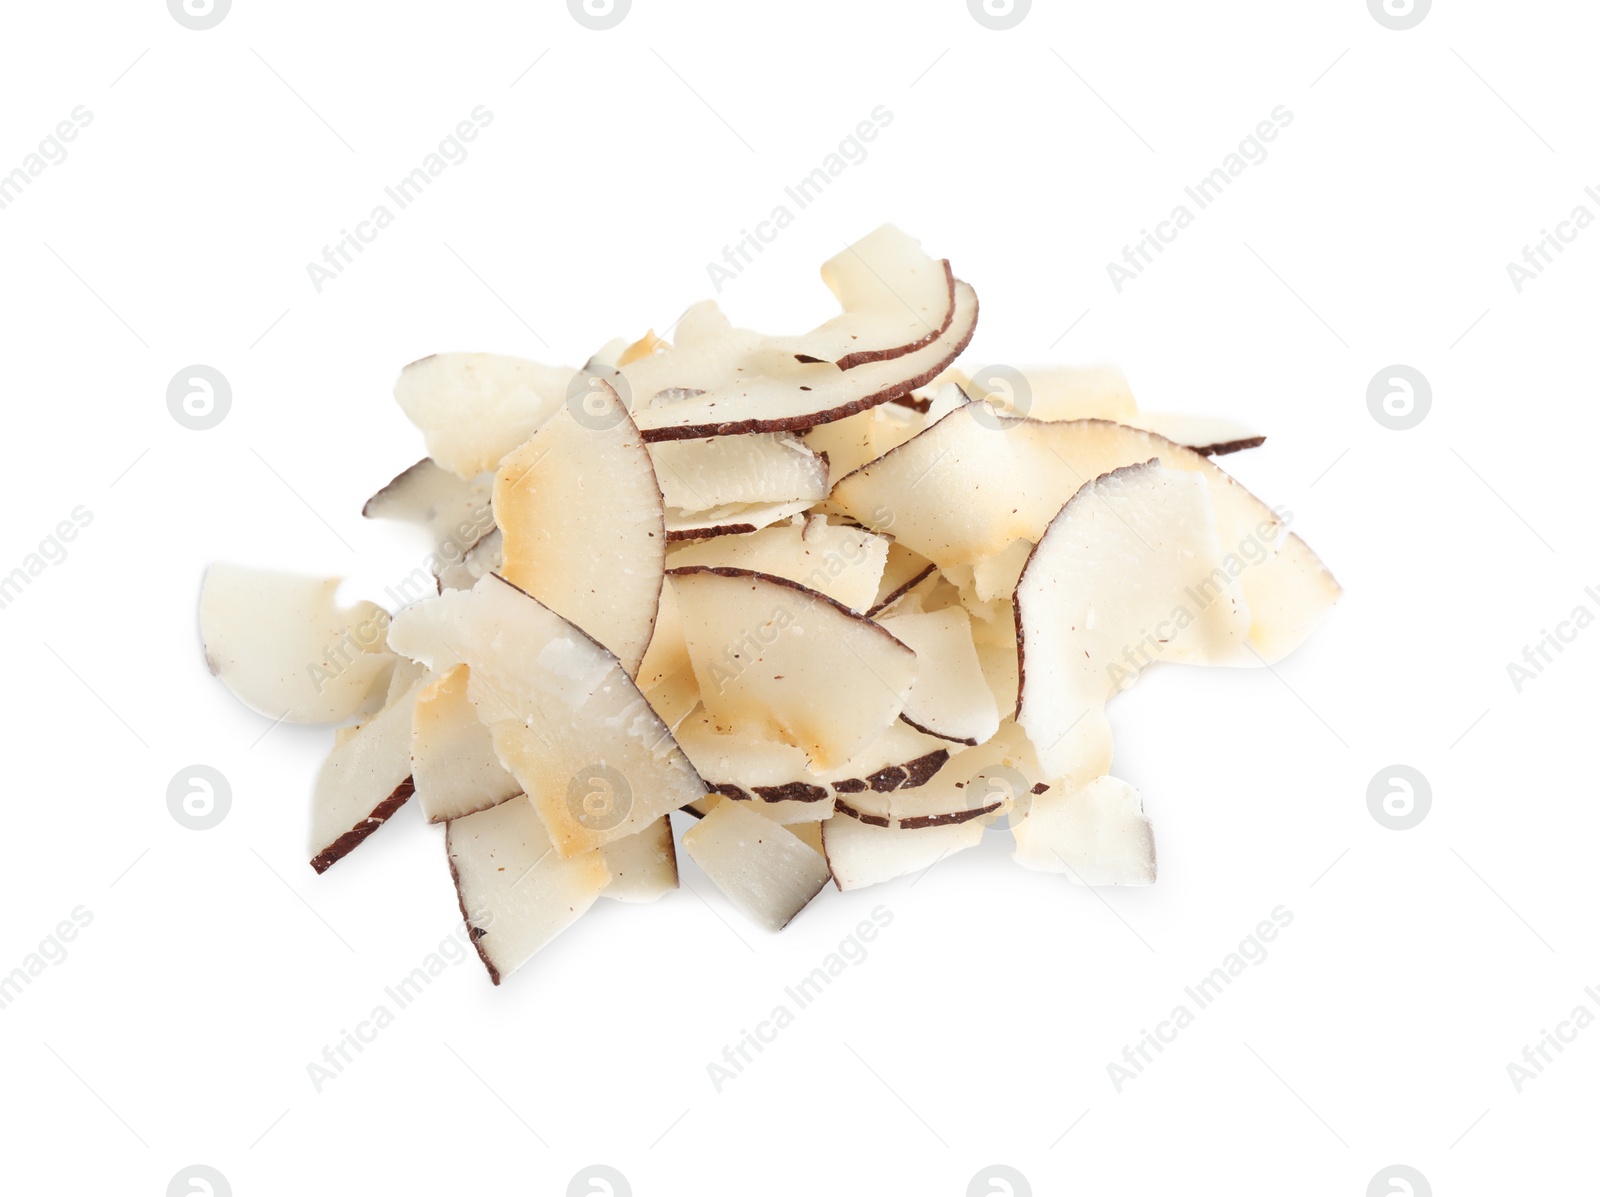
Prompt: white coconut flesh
<box><xmin>201</xmin><ymin>564</ymin><xmax>395</xmax><ymax>725</ymax></box>
<box><xmin>668</xmin><ymin>566</ymin><xmax>918</xmax><ymax>771</ymax></box>
<box><xmin>1012</xmin><ymin>775</ymin><xmax>1157</xmax><ymax>886</ymax></box>
<box><xmin>682</xmin><ymin>800</ymin><xmax>830</xmax><ymax>932</ymax></box>
<box><xmin>447</xmin><ymin>795</ymin><xmax>611</xmax><ymax>985</ymax></box>
<box><xmin>393</xmin><ymin>352</ymin><xmax>576</xmax><ymax>480</ymax></box>
<box><xmin>411</xmin><ymin>665</ymin><xmax>521</xmax><ymax>824</ymax></box>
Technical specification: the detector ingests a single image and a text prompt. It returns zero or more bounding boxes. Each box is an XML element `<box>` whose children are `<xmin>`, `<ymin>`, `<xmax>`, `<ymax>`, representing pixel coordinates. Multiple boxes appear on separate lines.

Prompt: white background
<box><xmin>1</xmin><ymin>1</ymin><xmax>1593</xmax><ymax>1194</ymax></box>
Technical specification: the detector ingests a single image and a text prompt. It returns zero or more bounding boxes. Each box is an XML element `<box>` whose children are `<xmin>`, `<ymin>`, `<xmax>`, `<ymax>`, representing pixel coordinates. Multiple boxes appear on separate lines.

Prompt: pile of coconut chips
<box><xmin>199</xmin><ymin>226</ymin><xmax>1340</xmax><ymax>985</ymax></box>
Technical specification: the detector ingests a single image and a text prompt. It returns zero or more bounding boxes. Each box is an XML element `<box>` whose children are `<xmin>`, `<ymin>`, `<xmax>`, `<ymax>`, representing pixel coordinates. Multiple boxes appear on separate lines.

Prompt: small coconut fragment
<box><xmin>1012</xmin><ymin>776</ymin><xmax>1156</xmax><ymax>886</ymax></box>
<box><xmin>601</xmin><ymin>817</ymin><xmax>679</xmax><ymax>903</ymax></box>
<box><xmin>393</xmin><ymin>353</ymin><xmax>575</xmax><ymax>479</ymax></box>
<box><xmin>201</xmin><ymin>564</ymin><xmax>394</xmax><ymax>725</ymax></box>
<box><xmin>682</xmin><ymin>801</ymin><xmax>830</xmax><ymax>931</ymax></box>
<box><xmin>309</xmin><ymin>672</ymin><xmax>429</xmax><ymax>873</ymax></box>
<box><xmin>875</xmin><ymin>607</ymin><xmax>999</xmax><ymax>745</ymax></box>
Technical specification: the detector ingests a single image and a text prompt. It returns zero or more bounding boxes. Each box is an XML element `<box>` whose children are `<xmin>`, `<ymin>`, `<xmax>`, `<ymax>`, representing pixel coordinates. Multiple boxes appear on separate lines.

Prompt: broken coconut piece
<box><xmin>411</xmin><ymin>665</ymin><xmax>521</xmax><ymax>824</ymax></box>
<box><xmin>411</xmin><ymin>575</ymin><xmax>708</xmax><ymax>857</ymax></box>
<box><xmin>447</xmin><ymin>795</ymin><xmax>611</xmax><ymax>983</ymax></box>
<box><xmin>822</xmin><ymin>813</ymin><xmax>985</xmax><ymax>891</ymax></box>
<box><xmin>309</xmin><ymin>672</ymin><xmax>430</xmax><ymax>873</ymax></box>
<box><xmin>1014</xmin><ymin>461</ymin><xmax>1251</xmax><ymax>780</ymax></box>
<box><xmin>631</xmin><ymin>280</ymin><xmax>978</xmax><ymax>441</ymax></box>
<box><xmin>600</xmin><ymin>817</ymin><xmax>679</xmax><ymax>903</ymax></box>
<box><xmin>874</xmin><ymin>607</ymin><xmax>999</xmax><ymax>745</ymax></box>
<box><xmin>1012</xmin><ymin>775</ymin><xmax>1156</xmax><ymax>886</ymax></box>
<box><xmin>681</xmin><ymin>800</ymin><xmax>830</xmax><ymax>931</ymax></box>
<box><xmin>201</xmin><ymin>564</ymin><xmax>395</xmax><ymax>725</ymax></box>
<box><xmin>393</xmin><ymin>353</ymin><xmax>575</xmax><ymax>479</ymax></box>
<box><xmin>666</xmin><ymin>516</ymin><xmax>889</xmax><ymax>612</ymax></box>
<box><xmin>494</xmin><ymin>380</ymin><xmax>665</xmax><ymax>678</ymax></box>
<box><xmin>669</xmin><ymin>566</ymin><xmax>917</xmax><ymax>770</ymax></box>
